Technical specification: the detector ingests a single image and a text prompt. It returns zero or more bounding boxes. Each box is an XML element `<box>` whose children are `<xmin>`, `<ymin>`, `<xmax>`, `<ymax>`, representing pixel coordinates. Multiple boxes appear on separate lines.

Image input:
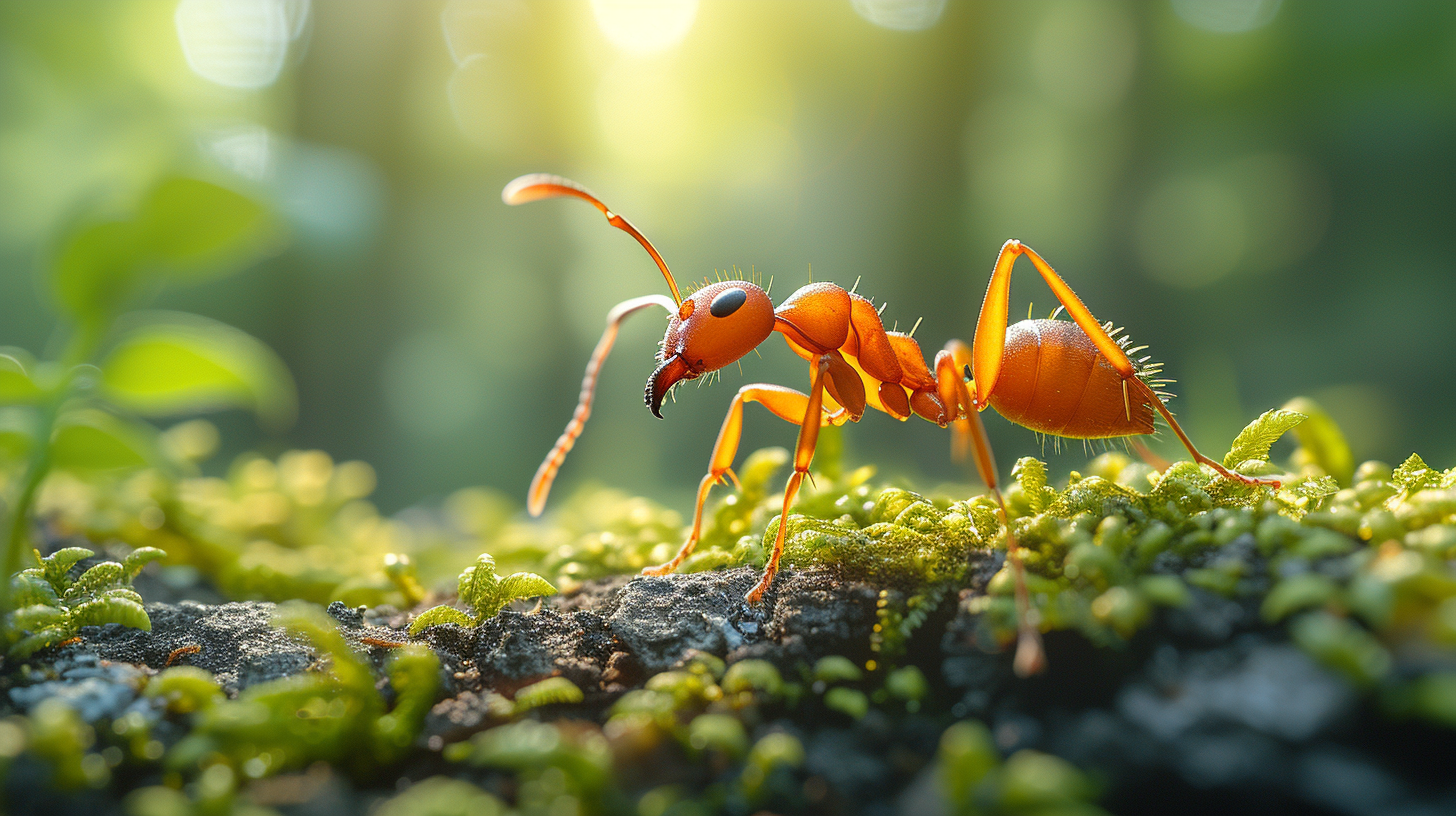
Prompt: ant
<box><xmin>504</xmin><ymin>173</ymin><xmax>1280</xmax><ymax>676</ymax></box>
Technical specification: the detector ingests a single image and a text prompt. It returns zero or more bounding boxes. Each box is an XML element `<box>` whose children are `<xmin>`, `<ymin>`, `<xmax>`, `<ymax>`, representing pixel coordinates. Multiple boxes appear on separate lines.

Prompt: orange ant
<box><xmin>505</xmin><ymin>174</ymin><xmax>1280</xmax><ymax>676</ymax></box>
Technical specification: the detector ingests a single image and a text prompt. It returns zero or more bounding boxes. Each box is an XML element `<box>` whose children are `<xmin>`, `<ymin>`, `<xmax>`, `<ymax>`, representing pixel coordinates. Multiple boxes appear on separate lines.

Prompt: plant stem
<box><xmin>0</xmin><ymin>388</ymin><xmax>67</xmax><ymax>615</ymax></box>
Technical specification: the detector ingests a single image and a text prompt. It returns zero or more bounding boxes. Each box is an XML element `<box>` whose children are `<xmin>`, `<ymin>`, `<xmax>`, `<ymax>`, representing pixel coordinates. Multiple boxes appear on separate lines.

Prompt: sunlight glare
<box><xmin>591</xmin><ymin>0</ymin><xmax>698</xmax><ymax>55</ymax></box>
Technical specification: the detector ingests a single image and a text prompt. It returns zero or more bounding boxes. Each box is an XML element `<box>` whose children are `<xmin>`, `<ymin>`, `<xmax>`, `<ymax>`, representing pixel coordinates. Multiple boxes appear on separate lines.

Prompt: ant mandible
<box><xmin>505</xmin><ymin>173</ymin><xmax>1281</xmax><ymax>677</ymax></box>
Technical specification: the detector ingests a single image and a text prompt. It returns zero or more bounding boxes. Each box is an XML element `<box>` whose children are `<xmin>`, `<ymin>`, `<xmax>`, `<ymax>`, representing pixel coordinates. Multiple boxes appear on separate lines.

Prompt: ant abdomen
<box><xmin>988</xmin><ymin>319</ymin><xmax>1156</xmax><ymax>439</ymax></box>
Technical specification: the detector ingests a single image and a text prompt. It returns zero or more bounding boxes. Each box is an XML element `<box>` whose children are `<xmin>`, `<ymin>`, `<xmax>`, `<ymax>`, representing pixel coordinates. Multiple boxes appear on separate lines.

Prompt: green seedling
<box><xmin>4</xmin><ymin>545</ymin><xmax>163</xmax><ymax>658</ymax></box>
<box><xmin>408</xmin><ymin>552</ymin><xmax>556</xmax><ymax>635</ymax></box>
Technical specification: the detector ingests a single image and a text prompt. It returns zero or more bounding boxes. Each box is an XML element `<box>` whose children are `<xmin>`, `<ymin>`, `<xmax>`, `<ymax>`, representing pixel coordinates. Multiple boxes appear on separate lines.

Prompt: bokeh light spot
<box><xmin>591</xmin><ymin>0</ymin><xmax>698</xmax><ymax>55</ymax></box>
<box><xmin>1135</xmin><ymin>173</ymin><xmax>1247</xmax><ymax>288</ymax></box>
<box><xmin>1171</xmin><ymin>0</ymin><xmax>1281</xmax><ymax>34</ymax></box>
<box><xmin>1031</xmin><ymin>0</ymin><xmax>1137</xmax><ymax>111</ymax></box>
<box><xmin>174</xmin><ymin>0</ymin><xmax>309</xmax><ymax>89</ymax></box>
<box><xmin>203</xmin><ymin>124</ymin><xmax>274</xmax><ymax>180</ymax></box>
<box><xmin>850</xmin><ymin>0</ymin><xmax>946</xmax><ymax>32</ymax></box>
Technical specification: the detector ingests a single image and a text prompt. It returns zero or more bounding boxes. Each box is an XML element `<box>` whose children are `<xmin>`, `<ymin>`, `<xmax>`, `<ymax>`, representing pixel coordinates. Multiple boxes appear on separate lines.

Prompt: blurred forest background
<box><xmin>0</xmin><ymin>0</ymin><xmax>1452</xmax><ymax>514</ymax></box>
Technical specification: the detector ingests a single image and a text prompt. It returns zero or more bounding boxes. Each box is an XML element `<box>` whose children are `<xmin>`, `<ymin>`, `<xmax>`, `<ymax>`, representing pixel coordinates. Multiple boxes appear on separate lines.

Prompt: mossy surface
<box><xmin>2</xmin><ymin>407</ymin><xmax>1456</xmax><ymax>814</ymax></box>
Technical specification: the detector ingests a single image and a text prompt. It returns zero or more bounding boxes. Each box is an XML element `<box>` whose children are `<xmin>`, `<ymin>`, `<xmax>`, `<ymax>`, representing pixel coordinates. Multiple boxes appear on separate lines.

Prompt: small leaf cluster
<box><xmin>408</xmin><ymin>553</ymin><xmax>557</xmax><ymax>635</ymax></box>
<box><xmin>4</xmin><ymin>545</ymin><xmax>163</xmax><ymax>658</ymax></box>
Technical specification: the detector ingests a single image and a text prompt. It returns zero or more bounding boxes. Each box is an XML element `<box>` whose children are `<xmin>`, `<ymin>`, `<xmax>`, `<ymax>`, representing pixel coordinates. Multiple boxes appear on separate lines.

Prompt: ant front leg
<box><xmin>935</xmin><ymin>348</ymin><xmax>1046</xmax><ymax>677</ymax></box>
<box><xmin>747</xmin><ymin>354</ymin><xmax>832</xmax><ymax>604</ymax></box>
<box><xmin>642</xmin><ymin>374</ymin><xmax>842</xmax><ymax>585</ymax></box>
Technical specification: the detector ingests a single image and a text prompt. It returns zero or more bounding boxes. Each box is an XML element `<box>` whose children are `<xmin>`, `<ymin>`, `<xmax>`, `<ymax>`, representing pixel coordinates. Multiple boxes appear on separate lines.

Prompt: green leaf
<box><xmin>8</xmin><ymin>626</ymin><xmax>76</xmax><ymax>659</ymax></box>
<box><xmin>50</xmin><ymin>409</ymin><xmax>160</xmax><ymax>472</ymax></box>
<box><xmin>512</xmin><ymin>676</ymin><xmax>583</xmax><ymax>712</ymax></box>
<box><xmin>407</xmin><ymin>604</ymin><xmax>474</xmax><ymax>635</ymax></box>
<box><xmin>1392</xmin><ymin>454</ymin><xmax>1440</xmax><ymax>493</ymax></box>
<box><xmin>1262</xmin><ymin>573</ymin><xmax>1338</xmax><ymax>622</ymax></box>
<box><xmin>458</xmin><ymin>553</ymin><xmax>500</xmax><ymax>611</ymax></box>
<box><xmin>0</xmin><ymin>407</ymin><xmax>34</xmax><ymax>462</ymax></box>
<box><xmin>1283</xmin><ymin>397</ymin><xmax>1354</xmax><ymax>486</ymax></box>
<box><xmin>137</xmin><ymin>177</ymin><xmax>277</xmax><ymax>280</ymax></box>
<box><xmin>52</xmin><ymin>218</ymin><xmax>142</xmax><ymax>324</ymax></box>
<box><xmin>10</xmin><ymin>571</ymin><xmax>61</xmax><ymax>607</ymax></box>
<box><xmin>123</xmin><ymin>547</ymin><xmax>167</xmax><ymax>578</ymax></box>
<box><xmin>70</xmin><ymin>596</ymin><xmax>150</xmax><ymax>631</ymax></box>
<box><xmin>1013</xmin><ymin>457</ymin><xmax>1055</xmax><ymax>513</ymax></box>
<box><xmin>66</xmin><ymin>561</ymin><xmax>125</xmax><ymax>598</ymax></box>
<box><xmin>0</xmin><ymin>354</ymin><xmax>42</xmax><ymax>403</ymax></box>
<box><xmin>41</xmin><ymin>547</ymin><xmax>96</xmax><ymax>588</ymax></box>
<box><xmin>5</xmin><ymin>604</ymin><xmax>69</xmax><ymax>635</ymax></box>
<box><xmin>1223</xmin><ymin>408</ymin><xmax>1307</xmax><ymax>469</ymax></box>
<box><xmin>100</xmin><ymin>316</ymin><xmax>297</xmax><ymax>429</ymax></box>
<box><xmin>100</xmin><ymin>587</ymin><xmax>145</xmax><ymax>607</ymax></box>
<box><xmin>823</xmin><ymin>686</ymin><xmax>869</xmax><ymax>720</ymax></box>
<box><xmin>495</xmin><ymin>573</ymin><xmax>557</xmax><ymax>605</ymax></box>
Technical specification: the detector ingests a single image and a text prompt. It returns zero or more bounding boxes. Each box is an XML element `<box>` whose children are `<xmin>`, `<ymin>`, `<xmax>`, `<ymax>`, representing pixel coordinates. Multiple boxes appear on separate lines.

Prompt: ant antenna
<box><xmin>503</xmin><ymin>174</ymin><xmax>684</xmax><ymax>304</ymax></box>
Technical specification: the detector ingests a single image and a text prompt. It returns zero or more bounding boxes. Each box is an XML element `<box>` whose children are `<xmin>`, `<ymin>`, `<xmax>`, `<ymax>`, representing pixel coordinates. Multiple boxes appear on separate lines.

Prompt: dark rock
<box><xmin>326</xmin><ymin>601</ymin><xmax>365</xmax><ymax>627</ymax></box>
<box><xmin>1117</xmin><ymin>642</ymin><xmax>1354</xmax><ymax>743</ymax></box>
<box><xmin>475</xmin><ymin>609</ymin><xmax>618</xmax><ymax>692</ymax></box>
<box><xmin>604</xmin><ymin>567</ymin><xmax>879</xmax><ymax>673</ymax></box>
<box><xmin>424</xmin><ymin>689</ymin><xmax>510</xmax><ymax>743</ymax></box>
<box><xmin>83</xmin><ymin>601</ymin><xmax>314</xmax><ymax>694</ymax></box>
<box><xmin>604</xmin><ymin>568</ymin><xmax>764</xmax><ymax>673</ymax></box>
<box><xmin>764</xmin><ymin>570</ymin><xmax>880</xmax><ymax>665</ymax></box>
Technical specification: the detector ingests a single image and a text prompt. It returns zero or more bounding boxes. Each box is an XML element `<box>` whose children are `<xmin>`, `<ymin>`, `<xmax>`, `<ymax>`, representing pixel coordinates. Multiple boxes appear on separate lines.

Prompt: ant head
<box><xmin>646</xmin><ymin>280</ymin><xmax>775</xmax><ymax>417</ymax></box>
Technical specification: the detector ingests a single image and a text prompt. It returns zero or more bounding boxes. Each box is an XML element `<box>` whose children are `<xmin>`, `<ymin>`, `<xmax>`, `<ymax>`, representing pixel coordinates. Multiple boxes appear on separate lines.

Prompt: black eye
<box><xmin>709</xmin><ymin>287</ymin><xmax>748</xmax><ymax>318</ymax></box>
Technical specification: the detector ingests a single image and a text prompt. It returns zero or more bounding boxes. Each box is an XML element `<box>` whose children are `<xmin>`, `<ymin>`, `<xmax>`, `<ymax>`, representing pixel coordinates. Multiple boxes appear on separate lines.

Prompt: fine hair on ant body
<box><xmin>504</xmin><ymin>173</ymin><xmax>1281</xmax><ymax>676</ymax></box>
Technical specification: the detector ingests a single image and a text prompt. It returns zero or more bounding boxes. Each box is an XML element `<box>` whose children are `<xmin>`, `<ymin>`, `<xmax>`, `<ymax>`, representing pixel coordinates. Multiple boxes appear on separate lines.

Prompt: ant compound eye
<box><xmin>709</xmin><ymin>287</ymin><xmax>748</xmax><ymax>318</ymax></box>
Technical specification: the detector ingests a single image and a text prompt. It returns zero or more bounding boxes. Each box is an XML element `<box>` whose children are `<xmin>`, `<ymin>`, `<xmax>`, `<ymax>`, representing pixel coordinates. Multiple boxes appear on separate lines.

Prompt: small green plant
<box><xmin>4</xmin><ymin>545</ymin><xmax>164</xmax><ymax>658</ymax></box>
<box><xmin>408</xmin><ymin>552</ymin><xmax>556</xmax><ymax>635</ymax></box>
<box><xmin>0</xmin><ymin>175</ymin><xmax>290</xmax><ymax>616</ymax></box>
